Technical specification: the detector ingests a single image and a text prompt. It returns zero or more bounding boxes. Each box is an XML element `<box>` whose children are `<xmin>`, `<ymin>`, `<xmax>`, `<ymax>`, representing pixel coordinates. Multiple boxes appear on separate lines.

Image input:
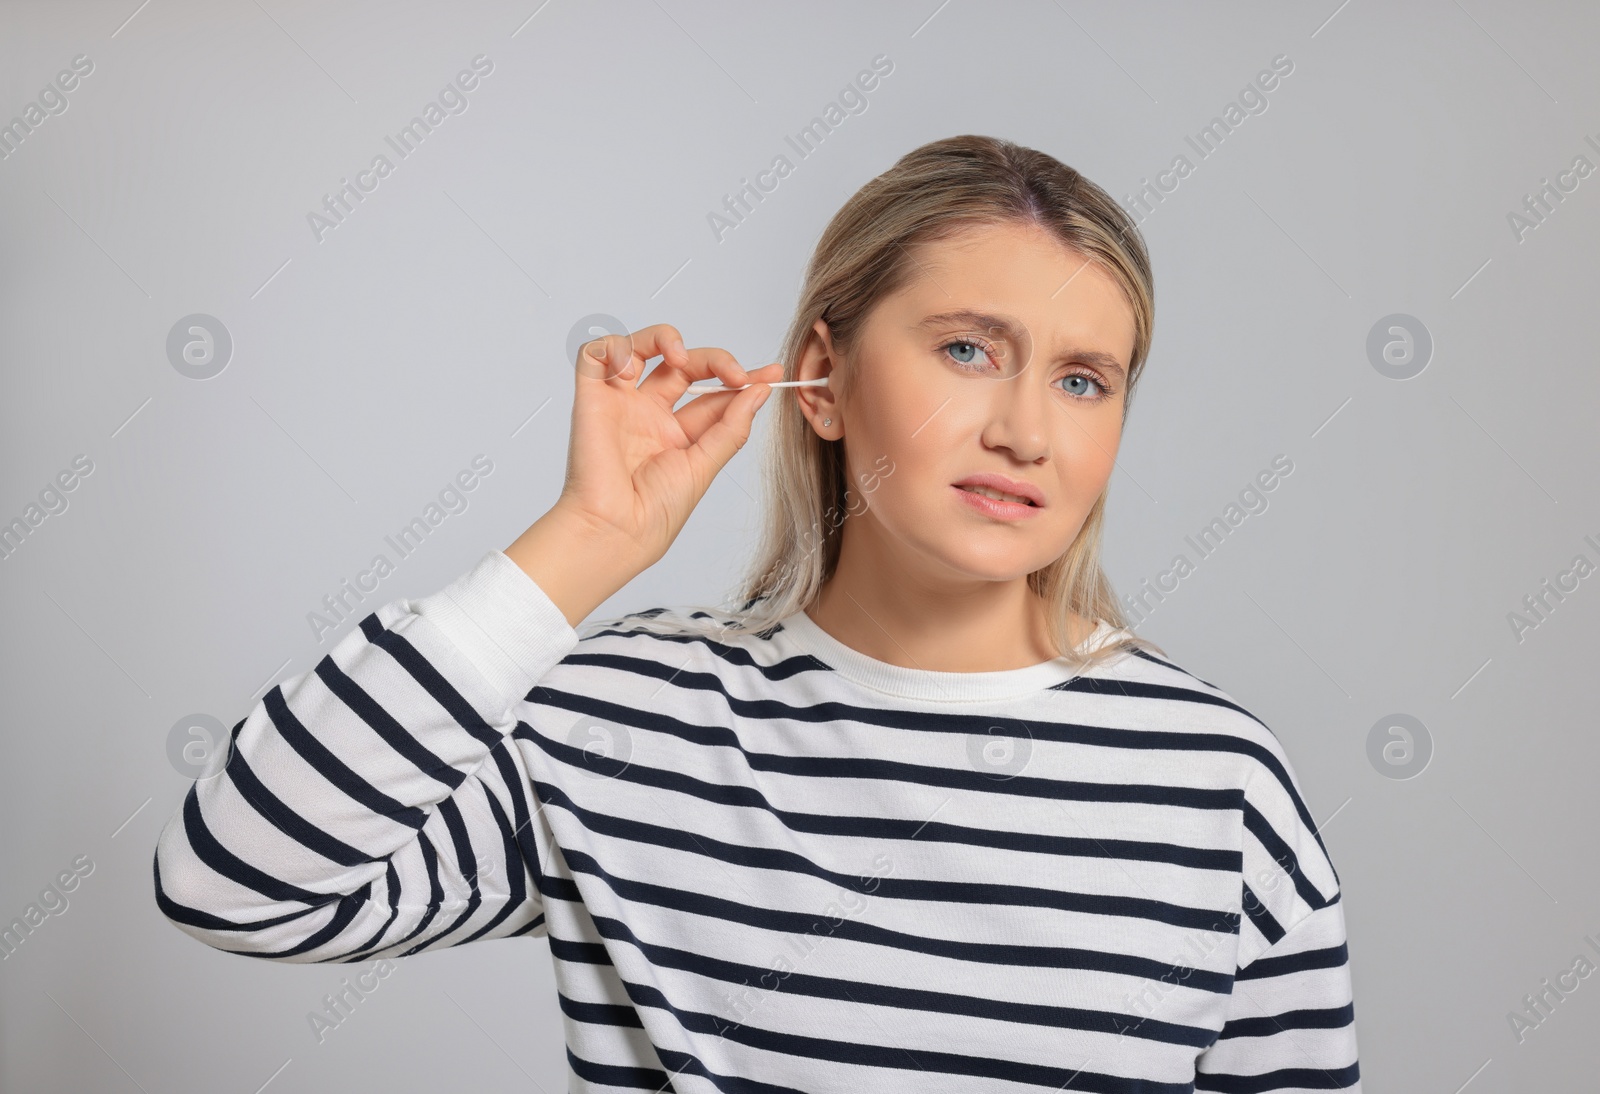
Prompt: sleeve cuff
<box><xmin>411</xmin><ymin>549</ymin><xmax>580</xmax><ymax>711</ymax></box>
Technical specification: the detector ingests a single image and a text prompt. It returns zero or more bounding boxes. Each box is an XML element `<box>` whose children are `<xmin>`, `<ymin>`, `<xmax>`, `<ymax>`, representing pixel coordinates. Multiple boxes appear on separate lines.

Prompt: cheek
<box><xmin>848</xmin><ymin>385</ymin><xmax>955</xmax><ymax>491</ymax></box>
<box><xmin>1051</xmin><ymin>408</ymin><xmax>1121</xmax><ymax>485</ymax></box>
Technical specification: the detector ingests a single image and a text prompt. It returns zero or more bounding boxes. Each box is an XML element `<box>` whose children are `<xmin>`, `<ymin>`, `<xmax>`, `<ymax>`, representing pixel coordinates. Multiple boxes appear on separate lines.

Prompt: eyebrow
<box><xmin>914</xmin><ymin>309</ymin><xmax>1128</xmax><ymax>378</ymax></box>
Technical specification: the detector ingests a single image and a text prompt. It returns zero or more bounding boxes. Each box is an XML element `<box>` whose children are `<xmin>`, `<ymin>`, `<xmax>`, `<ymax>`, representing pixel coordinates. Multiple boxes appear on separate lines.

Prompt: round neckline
<box><xmin>776</xmin><ymin>609</ymin><xmax>1119</xmax><ymax>702</ymax></box>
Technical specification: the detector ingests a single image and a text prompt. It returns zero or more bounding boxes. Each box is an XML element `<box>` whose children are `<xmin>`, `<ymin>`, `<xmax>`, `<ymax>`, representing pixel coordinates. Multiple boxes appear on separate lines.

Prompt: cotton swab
<box><xmin>684</xmin><ymin>376</ymin><xmax>829</xmax><ymax>394</ymax></box>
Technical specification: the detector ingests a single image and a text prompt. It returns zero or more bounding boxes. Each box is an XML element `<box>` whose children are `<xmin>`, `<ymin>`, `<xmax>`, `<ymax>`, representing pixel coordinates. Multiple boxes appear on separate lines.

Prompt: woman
<box><xmin>153</xmin><ymin>135</ymin><xmax>1360</xmax><ymax>1092</ymax></box>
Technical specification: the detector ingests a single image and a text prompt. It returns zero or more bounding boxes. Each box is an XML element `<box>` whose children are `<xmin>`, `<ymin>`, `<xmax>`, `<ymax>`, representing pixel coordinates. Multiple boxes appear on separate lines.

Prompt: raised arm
<box><xmin>152</xmin><ymin>324</ymin><xmax>777</xmax><ymax>962</ymax></box>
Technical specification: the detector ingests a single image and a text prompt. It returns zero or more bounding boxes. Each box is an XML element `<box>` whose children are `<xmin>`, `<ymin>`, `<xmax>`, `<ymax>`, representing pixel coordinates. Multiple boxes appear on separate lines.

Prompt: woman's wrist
<box><xmin>503</xmin><ymin>504</ymin><xmax>650</xmax><ymax>627</ymax></box>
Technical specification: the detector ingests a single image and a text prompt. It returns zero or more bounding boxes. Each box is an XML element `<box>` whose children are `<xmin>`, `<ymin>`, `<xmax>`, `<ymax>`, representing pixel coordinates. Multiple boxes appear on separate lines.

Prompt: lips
<box><xmin>958</xmin><ymin>484</ymin><xmax>1035</xmax><ymax>506</ymax></box>
<box><xmin>951</xmin><ymin>473</ymin><xmax>1045</xmax><ymax>507</ymax></box>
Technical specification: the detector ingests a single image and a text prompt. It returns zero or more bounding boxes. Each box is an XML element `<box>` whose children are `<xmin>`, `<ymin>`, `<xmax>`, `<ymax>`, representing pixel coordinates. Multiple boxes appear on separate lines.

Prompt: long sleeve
<box><xmin>1194</xmin><ymin>751</ymin><xmax>1361</xmax><ymax>1090</ymax></box>
<box><xmin>152</xmin><ymin>549</ymin><xmax>579</xmax><ymax>963</ymax></box>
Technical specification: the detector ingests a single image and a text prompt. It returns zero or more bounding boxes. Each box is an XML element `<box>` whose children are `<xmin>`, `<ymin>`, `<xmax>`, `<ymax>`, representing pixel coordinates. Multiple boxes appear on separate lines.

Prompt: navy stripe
<box><xmin>224</xmin><ymin>748</ymin><xmax>371</xmax><ymax>868</ymax></box>
<box><xmin>563</xmin><ymin>637</ymin><xmax>1332</xmax><ymax>871</ymax></box>
<box><xmin>517</xmin><ymin>721</ymin><xmax>1241</xmax><ymax>874</ymax></box>
<box><xmin>559</xmin><ymin>992</ymin><xmax>644</xmax><ymax>1028</ymax></box>
<box><xmin>337</xmin><ymin>859</ymin><xmax>403</xmax><ymax>961</ymax></box>
<box><xmin>548</xmin><ymin>836</ymin><xmax>1240</xmax><ymax>984</ymax></box>
<box><xmin>1241</xmin><ymin>882</ymin><xmax>1285</xmax><ymax>945</ymax></box>
<box><xmin>399</xmin><ymin>799</ymin><xmax>481</xmax><ymax>952</ymax></box>
<box><xmin>549</xmin><ymin>936</ymin><xmax>614</xmax><ymax>966</ymax></box>
<box><xmin>1195</xmin><ymin>1059</ymin><xmax>1360</xmax><ymax>1091</ymax></box>
<box><xmin>1218</xmin><ymin>1002</ymin><xmax>1356</xmax><ymax>1039</ymax></box>
<box><xmin>362</xmin><ymin>616</ymin><xmax>502</xmax><ymax>747</ymax></box>
<box><xmin>488</xmin><ymin>737</ymin><xmax>545</xmax><ymax>881</ymax></box>
<box><xmin>1238</xmin><ymin>940</ymin><xmax>1349</xmax><ymax>982</ymax></box>
<box><xmin>625</xmin><ymin>977</ymin><xmax>1196</xmax><ymax>1094</ymax></box>
<box><xmin>257</xmin><ymin>882</ymin><xmax>373</xmax><ymax>959</ymax></box>
<box><xmin>507</xmin><ymin>913</ymin><xmax>546</xmax><ymax>937</ymax></box>
<box><xmin>315</xmin><ymin>654</ymin><xmax>465</xmax><ymax>790</ymax></box>
<box><xmin>521</xmin><ymin>713</ymin><xmax>1242</xmax><ymax>813</ymax></box>
<box><xmin>1243</xmin><ymin>801</ymin><xmax>1335</xmax><ymax>911</ymax></box>
<box><xmin>388</xmin><ymin>833</ymin><xmax>444</xmax><ymax>954</ymax></box>
<box><xmin>570</xmin><ymin>622</ymin><xmax>825</xmax><ymax>684</ymax></box>
<box><xmin>532</xmin><ymin>669</ymin><xmax>1325</xmax><ymax>858</ymax></box>
<box><xmin>456</xmin><ymin>782</ymin><xmax>534</xmax><ymax>944</ymax></box>
<box><xmin>180</xmin><ymin>785</ymin><xmax>331</xmax><ymax>906</ymax></box>
<box><xmin>151</xmin><ymin>853</ymin><xmax>319</xmax><ymax>934</ymax></box>
<box><xmin>656</xmin><ymin>1043</ymin><xmax>810</xmax><ymax>1094</ymax></box>
<box><xmin>579</xmin><ymin>901</ymin><xmax>1224</xmax><ymax>1045</ymax></box>
<box><xmin>1129</xmin><ymin>646</ymin><xmax>1218</xmax><ymax>688</ymax></box>
<box><xmin>535</xmin><ymin>775</ymin><xmax>1235</xmax><ymax>933</ymax></box>
<box><xmin>566</xmin><ymin>1046</ymin><xmax>679</xmax><ymax>1092</ymax></box>
<box><xmin>263</xmin><ymin>685</ymin><xmax>427</xmax><ymax>830</ymax></box>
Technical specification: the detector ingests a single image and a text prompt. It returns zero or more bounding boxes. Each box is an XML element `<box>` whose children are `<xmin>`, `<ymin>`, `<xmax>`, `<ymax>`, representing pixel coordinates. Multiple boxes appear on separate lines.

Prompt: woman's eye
<box><xmin>1059</xmin><ymin>373</ymin><xmax>1103</xmax><ymax>398</ymax></box>
<box><xmin>945</xmin><ymin>340</ymin><xmax>986</xmax><ymax>367</ymax></box>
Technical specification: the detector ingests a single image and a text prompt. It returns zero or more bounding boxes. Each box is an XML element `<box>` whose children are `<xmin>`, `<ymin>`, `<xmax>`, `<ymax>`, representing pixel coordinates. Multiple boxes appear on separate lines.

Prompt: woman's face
<box><xmin>800</xmin><ymin>219</ymin><xmax>1137</xmax><ymax>588</ymax></box>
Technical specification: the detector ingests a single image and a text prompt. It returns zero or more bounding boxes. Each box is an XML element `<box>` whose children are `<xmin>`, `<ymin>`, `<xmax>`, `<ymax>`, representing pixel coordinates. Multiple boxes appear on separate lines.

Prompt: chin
<box><xmin>927</xmin><ymin>541</ymin><xmax>1053</xmax><ymax>584</ymax></box>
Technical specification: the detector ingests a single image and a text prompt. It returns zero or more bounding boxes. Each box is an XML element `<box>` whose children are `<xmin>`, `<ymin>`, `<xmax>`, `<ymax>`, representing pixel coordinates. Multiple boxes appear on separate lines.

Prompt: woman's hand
<box><xmin>563</xmin><ymin>321</ymin><xmax>781</xmax><ymax>564</ymax></box>
<box><xmin>505</xmin><ymin>323</ymin><xmax>781</xmax><ymax>625</ymax></box>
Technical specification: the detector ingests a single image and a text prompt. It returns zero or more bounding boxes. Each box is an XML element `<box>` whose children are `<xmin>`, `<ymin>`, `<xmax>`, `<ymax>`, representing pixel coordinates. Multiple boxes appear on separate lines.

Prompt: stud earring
<box><xmin>822</xmin><ymin>417</ymin><xmax>832</xmax><ymax>427</ymax></box>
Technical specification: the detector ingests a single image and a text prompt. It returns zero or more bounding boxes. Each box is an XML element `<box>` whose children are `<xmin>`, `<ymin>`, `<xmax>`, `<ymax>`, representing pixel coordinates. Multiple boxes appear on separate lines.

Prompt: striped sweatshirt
<box><xmin>152</xmin><ymin>548</ymin><xmax>1360</xmax><ymax>1093</ymax></box>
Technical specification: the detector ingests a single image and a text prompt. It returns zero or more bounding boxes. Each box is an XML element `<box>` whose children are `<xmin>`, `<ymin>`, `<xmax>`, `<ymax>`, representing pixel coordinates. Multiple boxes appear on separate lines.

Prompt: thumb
<box><xmin>575</xmin><ymin>336</ymin><xmax>633</xmax><ymax>384</ymax></box>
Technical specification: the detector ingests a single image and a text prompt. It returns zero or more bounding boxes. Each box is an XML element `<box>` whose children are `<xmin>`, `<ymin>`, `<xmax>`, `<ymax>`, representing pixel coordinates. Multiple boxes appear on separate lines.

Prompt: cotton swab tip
<box><xmin>684</xmin><ymin>376</ymin><xmax>830</xmax><ymax>394</ymax></box>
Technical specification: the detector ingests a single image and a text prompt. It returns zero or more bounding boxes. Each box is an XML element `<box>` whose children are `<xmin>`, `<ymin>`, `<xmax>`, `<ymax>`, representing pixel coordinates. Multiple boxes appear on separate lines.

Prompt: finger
<box><xmin>682</xmin><ymin>383</ymin><xmax>772</xmax><ymax>492</ymax></box>
<box><xmin>641</xmin><ymin>347</ymin><xmax>761</xmax><ymax>403</ymax></box>
<box><xmin>670</xmin><ymin>363</ymin><xmax>783</xmax><ymax>438</ymax></box>
<box><xmin>625</xmin><ymin>323</ymin><xmax>689</xmax><ymax>374</ymax></box>
<box><xmin>576</xmin><ymin>323</ymin><xmax>688</xmax><ymax>385</ymax></box>
<box><xmin>575</xmin><ymin>332</ymin><xmax>634</xmax><ymax>383</ymax></box>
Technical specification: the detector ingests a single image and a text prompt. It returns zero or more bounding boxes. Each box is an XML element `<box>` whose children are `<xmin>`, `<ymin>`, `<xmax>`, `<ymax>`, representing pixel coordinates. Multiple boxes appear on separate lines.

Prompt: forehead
<box><xmin>891</xmin><ymin>221</ymin><xmax>1136</xmax><ymax>359</ymax></box>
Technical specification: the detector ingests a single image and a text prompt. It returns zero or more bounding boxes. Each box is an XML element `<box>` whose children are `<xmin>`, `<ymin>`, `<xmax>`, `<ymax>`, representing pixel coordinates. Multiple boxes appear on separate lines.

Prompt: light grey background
<box><xmin>2</xmin><ymin>0</ymin><xmax>1596</xmax><ymax>1089</ymax></box>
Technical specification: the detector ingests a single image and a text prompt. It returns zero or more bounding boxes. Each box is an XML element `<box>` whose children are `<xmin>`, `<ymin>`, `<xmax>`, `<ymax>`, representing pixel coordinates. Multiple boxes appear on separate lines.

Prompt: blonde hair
<box><xmin>602</xmin><ymin>134</ymin><xmax>1165</xmax><ymax>671</ymax></box>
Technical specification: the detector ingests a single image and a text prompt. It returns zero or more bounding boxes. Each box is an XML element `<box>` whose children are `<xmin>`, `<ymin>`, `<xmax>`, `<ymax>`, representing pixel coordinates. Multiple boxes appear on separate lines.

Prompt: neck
<box><xmin>803</xmin><ymin>516</ymin><xmax>1092</xmax><ymax>672</ymax></box>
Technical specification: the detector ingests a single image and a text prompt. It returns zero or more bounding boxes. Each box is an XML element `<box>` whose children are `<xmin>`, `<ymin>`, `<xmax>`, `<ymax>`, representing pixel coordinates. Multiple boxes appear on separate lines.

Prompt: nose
<box><xmin>979</xmin><ymin>373</ymin><xmax>1051</xmax><ymax>464</ymax></box>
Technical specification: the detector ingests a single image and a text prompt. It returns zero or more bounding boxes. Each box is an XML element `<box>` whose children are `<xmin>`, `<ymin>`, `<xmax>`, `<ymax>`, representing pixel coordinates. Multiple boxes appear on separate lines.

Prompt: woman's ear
<box><xmin>797</xmin><ymin>318</ymin><xmax>842</xmax><ymax>439</ymax></box>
